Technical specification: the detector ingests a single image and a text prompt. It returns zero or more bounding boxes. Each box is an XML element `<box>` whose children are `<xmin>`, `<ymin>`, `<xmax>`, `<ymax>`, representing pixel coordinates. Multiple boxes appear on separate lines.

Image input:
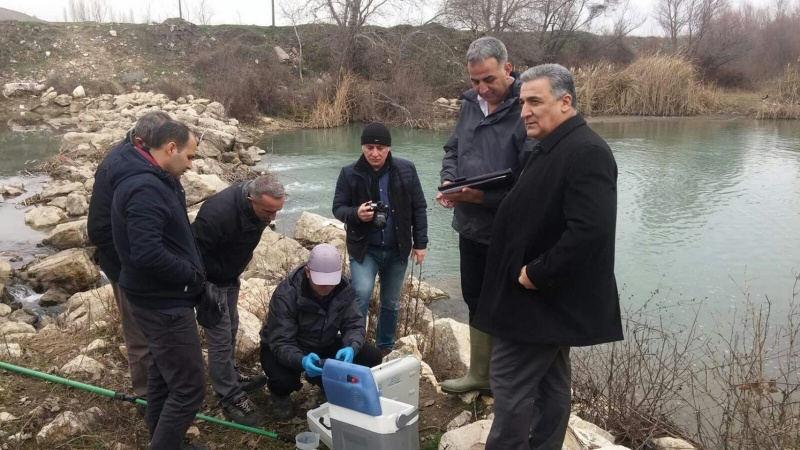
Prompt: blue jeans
<box><xmin>349</xmin><ymin>247</ymin><xmax>408</xmax><ymax>350</ymax></box>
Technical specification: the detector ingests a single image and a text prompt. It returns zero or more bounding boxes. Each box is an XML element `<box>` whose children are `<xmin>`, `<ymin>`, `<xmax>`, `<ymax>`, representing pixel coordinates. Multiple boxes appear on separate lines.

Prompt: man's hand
<box><xmin>410</xmin><ymin>249</ymin><xmax>426</xmax><ymax>265</ymax></box>
<box><xmin>441</xmin><ymin>187</ymin><xmax>484</xmax><ymax>205</ymax></box>
<box><xmin>357</xmin><ymin>201</ymin><xmax>375</xmax><ymax>222</ymax></box>
<box><xmin>518</xmin><ymin>266</ymin><xmax>537</xmax><ymax>290</ymax></box>
<box><xmin>436</xmin><ymin>181</ymin><xmax>455</xmax><ymax>208</ymax></box>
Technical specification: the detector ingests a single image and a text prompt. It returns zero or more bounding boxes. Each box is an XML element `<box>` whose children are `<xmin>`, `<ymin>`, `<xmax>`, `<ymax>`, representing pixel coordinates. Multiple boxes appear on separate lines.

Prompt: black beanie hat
<box><xmin>361</xmin><ymin>122</ymin><xmax>391</xmax><ymax>146</ymax></box>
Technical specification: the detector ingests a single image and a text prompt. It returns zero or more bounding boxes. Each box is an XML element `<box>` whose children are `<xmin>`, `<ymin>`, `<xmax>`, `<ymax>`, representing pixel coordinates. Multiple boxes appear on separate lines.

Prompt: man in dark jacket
<box><xmin>191</xmin><ymin>175</ymin><xmax>285</xmax><ymax>426</ymax></box>
<box><xmin>436</xmin><ymin>36</ymin><xmax>531</xmax><ymax>395</ymax></box>
<box><xmin>332</xmin><ymin>122</ymin><xmax>428</xmax><ymax>354</ymax></box>
<box><xmin>472</xmin><ymin>64</ymin><xmax>623</xmax><ymax>450</ymax></box>
<box><xmin>259</xmin><ymin>244</ymin><xmax>383</xmax><ymax>420</ymax></box>
<box><xmin>87</xmin><ymin>110</ymin><xmax>170</xmax><ymax>400</ymax></box>
<box><xmin>111</xmin><ymin>121</ymin><xmax>207</xmax><ymax>450</ymax></box>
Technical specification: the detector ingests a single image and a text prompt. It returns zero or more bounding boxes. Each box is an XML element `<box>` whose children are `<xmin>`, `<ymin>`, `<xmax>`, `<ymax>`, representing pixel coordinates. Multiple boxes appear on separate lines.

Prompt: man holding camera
<box><xmin>333</xmin><ymin>122</ymin><xmax>428</xmax><ymax>354</ymax></box>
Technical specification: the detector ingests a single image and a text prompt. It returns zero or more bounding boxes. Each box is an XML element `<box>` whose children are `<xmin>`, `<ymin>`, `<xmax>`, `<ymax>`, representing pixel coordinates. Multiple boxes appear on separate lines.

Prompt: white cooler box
<box><xmin>307</xmin><ymin>356</ymin><xmax>420</xmax><ymax>449</ymax></box>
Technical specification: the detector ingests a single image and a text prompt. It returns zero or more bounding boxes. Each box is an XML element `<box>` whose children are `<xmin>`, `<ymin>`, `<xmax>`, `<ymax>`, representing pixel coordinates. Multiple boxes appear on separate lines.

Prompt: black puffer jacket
<box><xmin>332</xmin><ymin>153</ymin><xmax>428</xmax><ymax>263</ymax></box>
<box><xmin>260</xmin><ymin>265</ymin><xmax>365</xmax><ymax>370</ymax></box>
<box><xmin>192</xmin><ymin>181</ymin><xmax>268</xmax><ymax>285</ymax></box>
<box><xmin>111</xmin><ymin>147</ymin><xmax>205</xmax><ymax>308</ymax></box>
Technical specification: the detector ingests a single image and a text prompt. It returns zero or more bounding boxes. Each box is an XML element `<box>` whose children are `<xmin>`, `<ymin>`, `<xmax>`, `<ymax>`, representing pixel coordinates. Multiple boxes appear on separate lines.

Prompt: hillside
<box><xmin>0</xmin><ymin>7</ymin><xmax>44</xmax><ymax>23</ymax></box>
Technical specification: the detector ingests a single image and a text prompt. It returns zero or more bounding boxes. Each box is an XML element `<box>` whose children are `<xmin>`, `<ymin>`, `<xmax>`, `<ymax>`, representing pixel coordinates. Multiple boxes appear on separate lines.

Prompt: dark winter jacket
<box><xmin>110</xmin><ymin>148</ymin><xmax>205</xmax><ymax>308</ymax></box>
<box><xmin>260</xmin><ymin>264</ymin><xmax>365</xmax><ymax>370</ymax></box>
<box><xmin>87</xmin><ymin>135</ymin><xmax>134</xmax><ymax>282</ymax></box>
<box><xmin>440</xmin><ymin>76</ymin><xmax>532</xmax><ymax>245</ymax></box>
<box><xmin>472</xmin><ymin>114</ymin><xmax>623</xmax><ymax>346</ymax></box>
<box><xmin>332</xmin><ymin>153</ymin><xmax>428</xmax><ymax>263</ymax></box>
<box><xmin>192</xmin><ymin>181</ymin><xmax>268</xmax><ymax>285</ymax></box>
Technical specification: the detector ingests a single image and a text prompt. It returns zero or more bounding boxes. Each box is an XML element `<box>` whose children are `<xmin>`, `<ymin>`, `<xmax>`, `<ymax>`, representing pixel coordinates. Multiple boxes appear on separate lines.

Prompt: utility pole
<box><xmin>178</xmin><ymin>0</ymin><xmax>183</xmax><ymax>19</ymax></box>
<box><xmin>272</xmin><ymin>0</ymin><xmax>275</xmax><ymax>27</ymax></box>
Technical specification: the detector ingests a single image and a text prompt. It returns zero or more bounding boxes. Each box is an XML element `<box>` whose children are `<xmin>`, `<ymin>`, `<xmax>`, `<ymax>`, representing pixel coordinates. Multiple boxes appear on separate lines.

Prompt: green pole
<box><xmin>0</xmin><ymin>360</ymin><xmax>292</xmax><ymax>443</ymax></box>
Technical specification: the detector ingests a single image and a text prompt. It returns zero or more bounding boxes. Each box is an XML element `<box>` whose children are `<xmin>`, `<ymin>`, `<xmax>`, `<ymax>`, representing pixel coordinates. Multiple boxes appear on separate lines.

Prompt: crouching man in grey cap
<box><xmin>259</xmin><ymin>243</ymin><xmax>384</xmax><ymax>420</ymax></box>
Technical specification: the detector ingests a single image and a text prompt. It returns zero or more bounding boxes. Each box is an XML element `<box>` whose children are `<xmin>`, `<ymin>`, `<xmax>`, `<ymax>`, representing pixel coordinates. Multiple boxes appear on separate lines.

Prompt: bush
<box><xmin>756</xmin><ymin>65</ymin><xmax>800</xmax><ymax>119</ymax></box>
<box><xmin>156</xmin><ymin>79</ymin><xmax>186</xmax><ymax>100</ymax></box>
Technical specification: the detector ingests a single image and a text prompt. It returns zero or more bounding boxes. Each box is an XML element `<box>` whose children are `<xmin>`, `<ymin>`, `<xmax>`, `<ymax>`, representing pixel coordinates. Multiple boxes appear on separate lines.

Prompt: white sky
<box><xmin>0</xmin><ymin>0</ymin><xmax>781</xmax><ymax>36</ymax></box>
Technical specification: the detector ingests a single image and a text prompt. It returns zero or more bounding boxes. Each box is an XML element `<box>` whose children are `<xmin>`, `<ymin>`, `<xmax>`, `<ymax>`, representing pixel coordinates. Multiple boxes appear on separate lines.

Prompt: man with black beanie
<box><xmin>332</xmin><ymin>122</ymin><xmax>428</xmax><ymax>354</ymax></box>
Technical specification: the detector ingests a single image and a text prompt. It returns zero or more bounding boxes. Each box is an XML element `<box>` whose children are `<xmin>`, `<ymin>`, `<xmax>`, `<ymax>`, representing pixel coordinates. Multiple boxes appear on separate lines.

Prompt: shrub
<box><xmin>756</xmin><ymin>65</ymin><xmax>800</xmax><ymax>119</ymax></box>
<box><xmin>156</xmin><ymin>79</ymin><xmax>187</xmax><ymax>100</ymax></box>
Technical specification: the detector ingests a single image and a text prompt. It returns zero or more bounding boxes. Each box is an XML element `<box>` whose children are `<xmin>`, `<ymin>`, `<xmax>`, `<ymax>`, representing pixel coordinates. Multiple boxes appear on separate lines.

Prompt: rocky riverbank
<box><xmin>0</xmin><ymin>90</ymin><xmax>695</xmax><ymax>450</ymax></box>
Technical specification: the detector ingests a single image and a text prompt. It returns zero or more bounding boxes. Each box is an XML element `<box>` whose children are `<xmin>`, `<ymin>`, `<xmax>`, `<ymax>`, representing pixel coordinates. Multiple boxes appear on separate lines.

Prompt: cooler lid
<box><xmin>322</xmin><ymin>359</ymin><xmax>382</xmax><ymax>417</ymax></box>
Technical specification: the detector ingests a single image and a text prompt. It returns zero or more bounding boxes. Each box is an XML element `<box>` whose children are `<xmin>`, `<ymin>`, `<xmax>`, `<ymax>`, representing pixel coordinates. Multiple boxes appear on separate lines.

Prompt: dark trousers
<box><xmin>110</xmin><ymin>281</ymin><xmax>150</xmax><ymax>397</ymax></box>
<box><xmin>459</xmin><ymin>235</ymin><xmax>489</xmax><ymax>322</ymax></box>
<box><xmin>486</xmin><ymin>337</ymin><xmax>571</xmax><ymax>450</ymax></box>
<box><xmin>131</xmin><ymin>304</ymin><xmax>206</xmax><ymax>450</ymax></box>
<box><xmin>260</xmin><ymin>338</ymin><xmax>384</xmax><ymax>396</ymax></box>
<box><xmin>204</xmin><ymin>284</ymin><xmax>241</xmax><ymax>405</ymax></box>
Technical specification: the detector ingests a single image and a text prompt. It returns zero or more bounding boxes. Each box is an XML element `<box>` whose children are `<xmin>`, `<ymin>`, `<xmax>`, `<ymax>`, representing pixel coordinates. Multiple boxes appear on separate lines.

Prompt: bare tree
<box><xmin>605</xmin><ymin>0</ymin><xmax>646</xmax><ymax>39</ymax></box>
<box><xmin>194</xmin><ymin>0</ymin><xmax>215</xmax><ymax>25</ymax></box>
<box><xmin>437</xmin><ymin>0</ymin><xmax>537</xmax><ymax>34</ymax></box>
<box><xmin>87</xmin><ymin>0</ymin><xmax>109</xmax><ymax>22</ymax></box>
<box><xmin>141</xmin><ymin>0</ymin><xmax>153</xmax><ymax>23</ymax></box>
<box><xmin>282</xmin><ymin>2</ymin><xmax>307</xmax><ymax>82</ymax></box>
<box><xmin>685</xmin><ymin>0</ymin><xmax>728</xmax><ymax>50</ymax></box>
<box><xmin>654</xmin><ymin>0</ymin><xmax>691</xmax><ymax>49</ymax></box>
<box><xmin>68</xmin><ymin>0</ymin><xmax>89</xmax><ymax>22</ymax></box>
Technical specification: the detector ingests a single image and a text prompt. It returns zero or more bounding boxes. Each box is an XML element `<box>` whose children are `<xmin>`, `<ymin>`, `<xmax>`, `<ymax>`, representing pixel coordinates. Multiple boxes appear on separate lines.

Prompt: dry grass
<box><xmin>575</xmin><ymin>55</ymin><xmax>721</xmax><ymax>117</ymax></box>
<box><xmin>307</xmin><ymin>73</ymin><xmax>357</xmax><ymax>128</ymax></box>
<box><xmin>756</xmin><ymin>65</ymin><xmax>800</xmax><ymax>119</ymax></box>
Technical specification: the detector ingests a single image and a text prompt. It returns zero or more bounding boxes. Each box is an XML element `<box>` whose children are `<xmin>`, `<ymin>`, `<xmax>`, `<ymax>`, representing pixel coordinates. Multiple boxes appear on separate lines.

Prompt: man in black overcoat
<box><xmin>472</xmin><ymin>64</ymin><xmax>623</xmax><ymax>450</ymax></box>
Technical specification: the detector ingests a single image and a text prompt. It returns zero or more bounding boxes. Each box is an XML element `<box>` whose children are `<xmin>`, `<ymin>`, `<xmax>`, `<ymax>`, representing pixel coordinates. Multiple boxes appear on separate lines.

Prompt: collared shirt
<box><xmin>477</xmin><ymin>95</ymin><xmax>489</xmax><ymax>117</ymax></box>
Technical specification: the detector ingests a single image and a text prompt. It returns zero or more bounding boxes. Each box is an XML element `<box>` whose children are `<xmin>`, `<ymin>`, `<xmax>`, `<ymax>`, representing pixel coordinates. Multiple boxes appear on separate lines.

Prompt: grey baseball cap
<box><xmin>307</xmin><ymin>243</ymin><xmax>342</xmax><ymax>286</ymax></box>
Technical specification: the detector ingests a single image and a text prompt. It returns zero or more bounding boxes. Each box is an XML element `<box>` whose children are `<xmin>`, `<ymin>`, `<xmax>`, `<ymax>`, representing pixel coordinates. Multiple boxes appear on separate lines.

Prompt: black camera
<box><xmin>369</xmin><ymin>201</ymin><xmax>388</xmax><ymax>230</ymax></box>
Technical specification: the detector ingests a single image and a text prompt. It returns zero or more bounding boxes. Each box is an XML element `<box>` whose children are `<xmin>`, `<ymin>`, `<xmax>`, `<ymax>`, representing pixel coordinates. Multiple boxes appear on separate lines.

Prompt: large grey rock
<box><xmin>238</xmin><ymin>278</ymin><xmax>275</xmax><ymax>321</ymax></box>
<box><xmin>35</xmin><ymin>407</ymin><xmax>102</xmax><ymax>444</ymax></box>
<box><xmin>43</xmin><ymin>219</ymin><xmax>89</xmax><ymax>250</ymax></box>
<box><xmin>59</xmin><ymin>355</ymin><xmax>105</xmax><ymax>378</ymax></box>
<box><xmin>566</xmin><ymin>414</ymin><xmax>616</xmax><ymax>449</ymax></box>
<box><xmin>53</xmin><ymin>94</ymin><xmax>72</xmax><ymax>106</ymax></box>
<box><xmin>426</xmin><ymin>318</ymin><xmax>470</xmax><ymax>379</ymax></box>
<box><xmin>40</xmin><ymin>181</ymin><xmax>85</xmax><ymax>200</ymax></box>
<box><xmin>235</xmin><ymin>309</ymin><xmax>261</xmax><ymax>359</ymax></box>
<box><xmin>1</xmin><ymin>184</ymin><xmax>24</xmax><ymax>197</ymax></box>
<box><xmin>204</xmin><ymin>101</ymin><xmax>226</xmax><ymax>119</ymax></box>
<box><xmin>39</xmin><ymin>288</ymin><xmax>71</xmax><ymax>306</ymax></box>
<box><xmin>438</xmin><ymin>419</ymin><xmax>492</xmax><ymax>450</ymax></box>
<box><xmin>0</xmin><ymin>303</ymin><xmax>11</xmax><ymax>317</ymax></box>
<box><xmin>28</xmin><ymin>248</ymin><xmax>100</xmax><ymax>294</ymax></box>
<box><xmin>238</xmin><ymin>146</ymin><xmax>261</xmax><ymax>165</ymax></box>
<box><xmin>197</xmin><ymin>117</ymin><xmax>238</xmax><ymax>135</ymax></box>
<box><xmin>193</xmin><ymin>158</ymin><xmax>224</xmax><ymax>176</ymax></box>
<box><xmin>24</xmin><ymin>206</ymin><xmax>68</xmax><ymax>229</ymax></box>
<box><xmin>0</xmin><ymin>321</ymin><xmax>36</xmax><ymax>341</ymax></box>
<box><xmin>72</xmin><ymin>85</ymin><xmax>86</xmax><ymax>98</ymax></box>
<box><xmin>9</xmin><ymin>308</ymin><xmax>36</xmax><ymax>326</ymax></box>
<box><xmin>3</xmin><ymin>82</ymin><xmax>38</xmax><ymax>98</ymax></box>
<box><xmin>294</xmin><ymin>212</ymin><xmax>346</xmax><ymax>247</ymax></box>
<box><xmin>181</xmin><ymin>171</ymin><xmax>228</xmax><ymax>206</ymax></box>
<box><xmin>0</xmin><ymin>342</ymin><xmax>22</xmax><ymax>358</ymax></box>
<box><xmin>58</xmin><ymin>284</ymin><xmax>115</xmax><ymax>330</ymax></box>
<box><xmin>651</xmin><ymin>437</ymin><xmax>696</xmax><ymax>450</ymax></box>
<box><xmin>0</xmin><ymin>259</ymin><xmax>13</xmax><ymax>284</ymax></box>
<box><xmin>193</xmin><ymin>127</ymin><xmax>234</xmax><ymax>153</ymax></box>
<box><xmin>274</xmin><ymin>46</ymin><xmax>291</xmax><ymax>63</ymax></box>
<box><xmin>65</xmin><ymin>193</ymin><xmax>88</xmax><ymax>216</ymax></box>
<box><xmin>404</xmin><ymin>277</ymin><xmax>449</xmax><ymax>303</ymax></box>
<box><xmin>244</xmin><ymin>229</ymin><xmax>309</xmax><ymax>283</ymax></box>
<box><xmin>446</xmin><ymin>410</ymin><xmax>473</xmax><ymax>431</ymax></box>
<box><xmin>196</xmin><ymin>139</ymin><xmax>221</xmax><ymax>159</ymax></box>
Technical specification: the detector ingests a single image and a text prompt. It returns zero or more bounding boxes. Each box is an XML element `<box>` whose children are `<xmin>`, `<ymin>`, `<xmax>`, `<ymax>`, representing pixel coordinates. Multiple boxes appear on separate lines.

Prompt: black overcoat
<box><xmin>472</xmin><ymin>114</ymin><xmax>623</xmax><ymax>346</ymax></box>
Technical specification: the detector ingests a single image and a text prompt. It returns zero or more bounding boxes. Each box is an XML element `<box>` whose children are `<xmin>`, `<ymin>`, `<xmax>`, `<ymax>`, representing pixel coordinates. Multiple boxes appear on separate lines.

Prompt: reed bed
<box><xmin>756</xmin><ymin>65</ymin><xmax>800</xmax><ymax>119</ymax></box>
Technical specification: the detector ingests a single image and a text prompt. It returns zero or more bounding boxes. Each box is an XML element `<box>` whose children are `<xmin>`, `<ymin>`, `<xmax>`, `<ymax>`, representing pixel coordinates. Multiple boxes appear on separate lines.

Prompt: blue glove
<box><xmin>302</xmin><ymin>353</ymin><xmax>323</xmax><ymax>378</ymax></box>
<box><xmin>336</xmin><ymin>346</ymin><xmax>355</xmax><ymax>363</ymax></box>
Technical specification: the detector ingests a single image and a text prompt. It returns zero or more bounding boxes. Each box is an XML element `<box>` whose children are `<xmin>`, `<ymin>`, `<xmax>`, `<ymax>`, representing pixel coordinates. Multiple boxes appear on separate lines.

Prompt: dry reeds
<box><xmin>756</xmin><ymin>65</ymin><xmax>800</xmax><ymax>119</ymax></box>
<box><xmin>308</xmin><ymin>73</ymin><xmax>357</xmax><ymax>128</ymax></box>
<box><xmin>575</xmin><ymin>55</ymin><xmax>721</xmax><ymax>117</ymax></box>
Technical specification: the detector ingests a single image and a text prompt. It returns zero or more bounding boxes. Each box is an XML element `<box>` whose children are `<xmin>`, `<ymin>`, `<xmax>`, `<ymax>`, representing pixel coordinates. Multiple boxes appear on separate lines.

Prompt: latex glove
<box><xmin>336</xmin><ymin>346</ymin><xmax>355</xmax><ymax>363</ymax></box>
<box><xmin>301</xmin><ymin>353</ymin><xmax>323</xmax><ymax>378</ymax></box>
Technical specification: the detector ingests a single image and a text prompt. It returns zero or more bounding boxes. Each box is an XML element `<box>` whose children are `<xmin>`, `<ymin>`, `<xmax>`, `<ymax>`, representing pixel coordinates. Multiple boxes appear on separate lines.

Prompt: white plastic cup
<box><xmin>295</xmin><ymin>431</ymin><xmax>320</xmax><ymax>450</ymax></box>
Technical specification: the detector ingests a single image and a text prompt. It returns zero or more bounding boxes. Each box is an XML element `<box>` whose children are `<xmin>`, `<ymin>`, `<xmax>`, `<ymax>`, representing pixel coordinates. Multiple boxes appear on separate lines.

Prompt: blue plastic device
<box><xmin>321</xmin><ymin>358</ymin><xmax>382</xmax><ymax>417</ymax></box>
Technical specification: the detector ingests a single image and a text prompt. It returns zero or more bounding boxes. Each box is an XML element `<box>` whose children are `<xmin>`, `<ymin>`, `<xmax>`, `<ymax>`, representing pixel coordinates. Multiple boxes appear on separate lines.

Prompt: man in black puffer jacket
<box><xmin>259</xmin><ymin>244</ymin><xmax>383</xmax><ymax>420</ymax></box>
<box><xmin>332</xmin><ymin>122</ymin><xmax>428</xmax><ymax>355</ymax></box>
<box><xmin>111</xmin><ymin>121</ymin><xmax>207</xmax><ymax>450</ymax></box>
<box><xmin>88</xmin><ymin>111</ymin><xmax>170</xmax><ymax>401</ymax></box>
<box><xmin>192</xmin><ymin>175</ymin><xmax>285</xmax><ymax>426</ymax></box>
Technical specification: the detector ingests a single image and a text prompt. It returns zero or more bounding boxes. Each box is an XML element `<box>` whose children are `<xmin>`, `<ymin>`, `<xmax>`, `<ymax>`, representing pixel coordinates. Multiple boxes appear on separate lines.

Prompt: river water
<box><xmin>256</xmin><ymin>119</ymin><xmax>800</xmax><ymax>323</ymax></box>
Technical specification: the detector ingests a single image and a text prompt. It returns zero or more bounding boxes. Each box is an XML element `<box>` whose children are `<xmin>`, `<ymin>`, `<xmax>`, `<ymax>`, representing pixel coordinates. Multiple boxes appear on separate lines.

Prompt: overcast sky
<box><xmin>1</xmin><ymin>0</ymin><xmax>780</xmax><ymax>37</ymax></box>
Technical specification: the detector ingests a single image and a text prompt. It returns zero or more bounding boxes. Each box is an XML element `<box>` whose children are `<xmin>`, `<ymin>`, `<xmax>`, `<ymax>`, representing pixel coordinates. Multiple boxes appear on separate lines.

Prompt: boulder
<box><xmin>567</xmin><ymin>414</ymin><xmax>616</xmax><ymax>449</ymax></box>
<box><xmin>2</xmin><ymin>82</ymin><xmax>37</xmax><ymax>98</ymax></box>
<box><xmin>220</xmin><ymin>151</ymin><xmax>240</xmax><ymax>164</ymax></box>
<box><xmin>404</xmin><ymin>277</ymin><xmax>449</xmax><ymax>303</ymax></box>
<box><xmin>1</xmin><ymin>184</ymin><xmax>24</xmax><ymax>197</ymax></box>
<box><xmin>426</xmin><ymin>318</ymin><xmax>470</xmax><ymax>379</ymax></box>
<box><xmin>0</xmin><ymin>283</ymin><xmax>15</xmax><ymax>307</ymax></box>
<box><xmin>651</xmin><ymin>437</ymin><xmax>696</xmax><ymax>450</ymax></box>
<box><xmin>83</xmin><ymin>338</ymin><xmax>108</xmax><ymax>353</ymax></box>
<box><xmin>39</xmin><ymin>288</ymin><xmax>71</xmax><ymax>306</ymax></box>
<box><xmin>238</xmin><ymin>278</ymin><xmax>275</xmax><ymax>321</ymax></box>
<box><xmin>274</xmin><ymin>46</ymin><xmax>291</xmax><ymax>63</ymax></box>
<box><xmin>49</xmin><ymin>196</ymin><xmax>69</xmax><ymax>210</ymax></box>
<box><xmin>43</xmin><ymin>219</ymin><xmax>89</xmax><ymax>250</ymax></box>
<box><xmin>197</xmin><ymin>117</ymin><xmax>238</xmax><ymax>135</ymax></box>
<box><xmin>24</xmin><ymin>206</ymin><xmax>67</xmax><ymax>229</ymax></box>
<box><xmin>58</xmin><ymin>284</ymin><xmax>115</xmax><ymax>330</ymax></box>
<box><xmin>244</xmin><ymin>228</ymin><xmax>309</xmax><ymax>282</ymax></box>
<box><xmin>65</xmin><ymin>193</ymin><xmax>88</xmax><ymax>216</ymax></box>
<box><xmin>59</xmin><ymin>355</ymin><xmax>104</xmax><ymax>378</ymax></box>
<box><xmin>40</xmin><ymin>181</ymin><xmax>85</xmax><ymax>200</ymax></box>
<box><xmin>238</xmin><ymin>146</ymin><xmax>261</xmax><ymax>165</ymax></box>
<box><xmin>193</xmin><ymin>158</ymin><xmax>224</xmax><ymax>176</ymax></box>
<box><xmin>0</xmin><ymin>259</ymin><xmax>13</xmax><ymax>283</ymax></box>
<box><xmin>193</xmin><ymin>127</ymin><xmax>234</xmax><ymax>153</ymax></box>
<box><xmin>294</xmin><ymin>212</ymin><xmax>347</xmax><ymax>247</ymax></box>
<box><xmin>436</xmin><ymin>97</ymin><xmax>450</xmax><ymax>105</ymax></box>
<box><xmin>53</xmin><ymin>94</ymin><xmax>72</xmax><ymax>106</ymax></box>
<box><xmin>35</xmin><ymin>407</ymin><xmax>102</xmax><ymax>444</ymax></box>
<box><xmin>438</xmin><ymin>419</ymin><xmax>492</xmax><ymax>450</ymax></box>
<box><xmin>446</xmin><ymin>410</ymin><xmax>473</xmax><ymax>431</ymax></box>
<box><xmin>181</xmin><ymin>171</ymin><xmax>228</xmax><ymax>206</ymax></box>
<box><xmin>196</xmin><ymin>139</ymin><xmax>221</xmax><ymax>159</ymax></box>
<box><xmin>0</xmin><ymin>321</ymin><xmax>36</xmax><ymax>341</ymax></box>
<box><xmin>0</xmin><ymin>343</ymin><xmax>22</xmax><ymax>358</ymax></box>
<box><xmin>0</xmin><ymin>303</ymin><xmax>11</xmax><ymax>317</ymax></box>
<box><xmin>204</xmin><ymin>101</ymin><xmax>226</xmax><ymax>119</ymax></box>
<box><xmin>109</xmin><ymin>29</ymin><xmax>117</xmax><ymax>37</ymax></box>
<box><xmin>72</xmin><ymin>85</ymin><xmax>86</xmax><ymax>98</ymax></box>
<box><xmin>9</xmin><ymin>308</ymin><xmax>37</xmax><ymax>326</ymax></box>
<box><xmin>27</xmin><ymin>248</ymin><xmax>100</xmax><ymax>294</ymax></box>
<box><xmin>235</xmin><ymin>309</ymin><xmax>261</xmax><ymax>358</ymax></box>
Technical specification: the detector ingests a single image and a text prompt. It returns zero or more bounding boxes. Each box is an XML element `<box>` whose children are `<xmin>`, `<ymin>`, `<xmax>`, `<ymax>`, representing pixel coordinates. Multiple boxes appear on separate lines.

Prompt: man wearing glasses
<box><xmin>192</xmin><ymin>174</ymin><xmax>285</xmax><ymax>426</ymax></box>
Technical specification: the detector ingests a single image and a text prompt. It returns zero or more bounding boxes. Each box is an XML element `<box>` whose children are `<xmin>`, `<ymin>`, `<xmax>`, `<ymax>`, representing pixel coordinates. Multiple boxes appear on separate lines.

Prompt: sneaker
<box><xmin>271</xmin><ymin>394</ymin><xmax>295</xmax><ymax>421</ymax></box>
<box><xmin>237</xmin><ymin>371</ymin><xmax>267</xmax><ymax>393</ymax></box>
<box><xmin>221</xmin><ymin>393</ymin><xmax>264</xmax><ymax>427</ymax></box>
